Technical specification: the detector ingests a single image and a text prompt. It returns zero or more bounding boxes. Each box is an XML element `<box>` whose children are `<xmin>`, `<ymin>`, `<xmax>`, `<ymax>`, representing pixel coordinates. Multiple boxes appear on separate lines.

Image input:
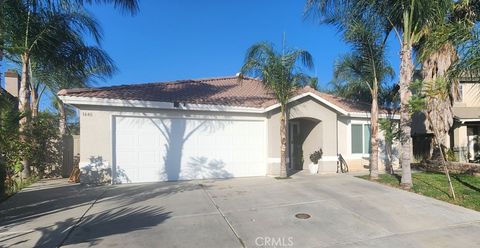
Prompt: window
<box><xmin>456</xmin><ymin>84</ymin><xmax>463</xmax><ymax>102</ymax></box>
<box><xmin>351</xmin><ymin>124</ymin><xmax>371</xmax><ymax>154</ymax></box>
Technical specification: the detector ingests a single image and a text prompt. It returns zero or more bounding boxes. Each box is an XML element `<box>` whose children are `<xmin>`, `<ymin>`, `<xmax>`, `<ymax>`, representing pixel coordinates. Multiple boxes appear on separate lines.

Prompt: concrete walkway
<box><xmin>1</xmin><ymin>174</ymin><xmax>480</xmax><ymax>247</ymax></box>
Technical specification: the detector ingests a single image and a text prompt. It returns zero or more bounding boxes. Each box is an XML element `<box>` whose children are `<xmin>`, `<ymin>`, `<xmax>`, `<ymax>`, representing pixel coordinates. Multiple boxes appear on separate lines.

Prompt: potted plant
<box><xmin>309</xmin><ymin>149</ymin><xmax>323</xmax><ymax>174</ymax></box>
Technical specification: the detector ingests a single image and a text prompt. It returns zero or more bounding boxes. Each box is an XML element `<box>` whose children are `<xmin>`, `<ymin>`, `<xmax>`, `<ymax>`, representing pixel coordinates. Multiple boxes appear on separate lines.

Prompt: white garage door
<box><xmin>114</xmin><ymin>116</ymin><xmax>266</xmax><ymax>183</ymax></box>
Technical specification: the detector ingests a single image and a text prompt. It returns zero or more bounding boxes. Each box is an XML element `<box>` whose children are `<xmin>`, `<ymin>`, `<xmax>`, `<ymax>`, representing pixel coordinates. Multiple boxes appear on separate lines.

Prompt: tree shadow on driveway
<box><xmin>0</xmin><ymin>179</ymin><xmax>206</xmax><ymax>247</ymax></box>
<box><xmin>35</xmin><ymin>206</ymin><xmax>171</xmax><ymax>247</ymax></box>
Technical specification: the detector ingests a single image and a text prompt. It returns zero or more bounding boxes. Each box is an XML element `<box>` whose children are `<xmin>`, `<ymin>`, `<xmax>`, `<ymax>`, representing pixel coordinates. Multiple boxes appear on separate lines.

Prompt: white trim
<box><xmin>110</xmin><ymin>113</ymin><xmax>115</xmax><ymax>185</ymax></box>
<box><xmin>460</xmin><ymin>118</ymin><xmax>480</xmax><ymax>124</ymax></box>
<box><xmin>349</xmin><ymin>112</ymin><xmax>400</xmax><ymax>119</ymax></box>
<box><xmin>342</xmin><ymin>155</ymin><xmax>370</xmax><ymax>160</ymax></box>
<box><xmin>60</xmin><ymin>93</ymin><xmax>401</xmax><ymax>118</ymax></box>
<box><xmin>109</xmin><ymin>112</ymin><xmax>266</xmax><ymax>122</ymax></box>
<box><xmin>264</xmin><ymin>119</ymin><xmax>269</xmax><ymax>168</ymax></box>
<box><xmin>350</xmin><ymin>119</ymin><xmax>371</xmax><ymax>125</ymax></box>
<box><xmin>348</xmin><ymin>121</ymin><xmax>372</xmax><ymax>157</ymax></box>
<box><xmin>319</xmin><ymin>156</ymin><xmax>338</xmax><ymax>162</ymax></box>
<box><xmin>263</xmin><ymin>92</ymin><xmax>349</xmax><ymax>115</ymax></box>
<box><xmin>59</xmin><ymin>96</ymin><xmax>265</xmax><ymax>113</ymax></box>
<box><xmin>269</xmin><ymin>156</ymin><xmax>338</xmax><ymax>163</ymax></box>
<box><xmin>268</xmin><ymin>157</ymin><xmax>281</xmax><ymax>163</ymax></box>
<box><xmin>267</xmin><ymin>157</ymin><xmax>290</xmax><ymax>163</ymax></box>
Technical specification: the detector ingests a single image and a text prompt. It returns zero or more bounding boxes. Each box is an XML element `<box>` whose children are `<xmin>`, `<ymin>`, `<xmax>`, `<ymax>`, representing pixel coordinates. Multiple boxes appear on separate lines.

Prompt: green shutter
<box><xmin>351</xmin><ymin>124</ymin><xmax>363</xmax><ymax>154</ymax></box>
<box><xmin>364</xmin><ymin>125</ymin><xmax>371</xmax><ymax>154</ymax></box>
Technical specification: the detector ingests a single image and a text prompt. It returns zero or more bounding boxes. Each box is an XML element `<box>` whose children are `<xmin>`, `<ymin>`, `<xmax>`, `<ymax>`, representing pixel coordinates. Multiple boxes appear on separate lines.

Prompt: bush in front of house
<box><xmin>0</xmin><ymin>97</ymin><xmax>25</xmax><ymax>197</ymax></box>
<box><xmin>25</xmin><ymin>112</ymin><xmax>62</xmax><ymax>177</ymax></box>
<box><xmin>309</xmin><ymin>149</ymin><xmax>323</xmax><ymax>164</ymax></box>
<box><xmin>1</xmin><ymin>96</ymin><xmax>62</xmax><ymax>199</ymax></box>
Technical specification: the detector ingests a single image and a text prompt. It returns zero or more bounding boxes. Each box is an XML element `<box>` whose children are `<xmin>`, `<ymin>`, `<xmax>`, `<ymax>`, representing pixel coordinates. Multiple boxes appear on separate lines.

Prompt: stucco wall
<box><xmin>266</xmin><ymin>96</ymin><xmax>338</xmax><ymax>174</ymax></box>
<box><xmin>77</xmin><ymin>105</ymin><xmax>266</xmax><ymax>183</ymax></box>
<box><xmin>337</xmin><ymin>116</ymin><xmax>349</xmax><ymax>156</ymax></box>
<box><xmin>80</xmin><ymin>109</ymin><xmax>112</xmax><ymax>165</ymax></box>
<box><xmin>336</xmin><ymin>116</ymin><xmax>400</xmax><ymax>173</ymax></box>
<box><xmin>77</xmin><ymin>96</ymin><xmax>400</xmax><ymax>180</ymax></box>
<box><xmin>301</xmin><ymin>120</ymin><xmax>322</xmax><ymax>170</ymax></box>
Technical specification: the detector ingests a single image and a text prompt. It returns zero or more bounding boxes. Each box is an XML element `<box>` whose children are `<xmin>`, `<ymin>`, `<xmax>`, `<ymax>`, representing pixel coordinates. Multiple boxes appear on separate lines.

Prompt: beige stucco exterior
<box><xmin>79</xmin><ymin>105</ymin><xmax>266</xmax><ymax>165</ymax></box>
<box><xmin>72</xmin><ymin>94</ymin><xmax>400</xmax><ymax>183</ymax></box>
<box><xmin>266</xmin><ymin>96</ymin><xmax>339</xmax><ymax>174</ymax></box>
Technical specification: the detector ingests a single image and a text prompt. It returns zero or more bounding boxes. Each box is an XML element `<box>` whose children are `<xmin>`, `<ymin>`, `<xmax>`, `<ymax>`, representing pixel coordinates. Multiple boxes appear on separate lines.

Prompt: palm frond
<box><xmin>240</xmin><ymin>42</ymin><xmax>314</xmax><ymax>106</ymax></box>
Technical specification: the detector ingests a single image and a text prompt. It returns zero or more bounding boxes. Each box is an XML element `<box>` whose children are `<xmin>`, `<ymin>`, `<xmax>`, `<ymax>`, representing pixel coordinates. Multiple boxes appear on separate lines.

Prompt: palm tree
<box><xmin>239</xmin><ymin>42</ymin><xmax>314</xmax><ymax>178</ymax></box>
<box><xmin>416</xmin><ymin>0</ymin><xmax>480</xmax><ymax>155</ymax></box>
<box><xmin>308</xmin><ymin>76</ymin><xmax>319</xmax><ymax>90</ymax></box>
<box><xmin>29</xmin><ymin>37</ymin><xmax>116</xmax><ymax>119</ymax></box>
<box><xmin>422</xmin><ymin>79</ymin><xmax>457</xmax><ymax>199</ymax></box>
<box><xmin>1</xmin><ymin>1</ymin><xmax>103</xmax><ymax>177</ymax></box>
<box><xmin>332</xmin><ymin>15</ymin><xmax>394</xmax><ymax>179</ymax></box>
<box><xmin>306</xmin><ymin>0</ymin><xmax>451</xmax><ymax>189</ymax></box>
<box><xmin>0</xmin><ymin>0</ymin><xmax>134</xmax><ymax>178</ymax></box>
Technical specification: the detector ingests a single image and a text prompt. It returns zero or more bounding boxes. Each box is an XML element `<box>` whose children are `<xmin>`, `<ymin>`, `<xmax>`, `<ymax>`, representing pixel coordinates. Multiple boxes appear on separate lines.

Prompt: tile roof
<box><xmin>58</xmin><ymin>75</ymin><xmax>384</xmax><ymax>114</ymax></box>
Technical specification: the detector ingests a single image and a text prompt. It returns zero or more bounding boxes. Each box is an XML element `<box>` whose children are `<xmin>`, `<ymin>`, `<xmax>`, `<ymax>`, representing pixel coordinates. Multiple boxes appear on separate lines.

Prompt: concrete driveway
<box><xmin>1</xmin><ymin>173</ymin><xmax>480</xmax><ymax>248</ymax></box>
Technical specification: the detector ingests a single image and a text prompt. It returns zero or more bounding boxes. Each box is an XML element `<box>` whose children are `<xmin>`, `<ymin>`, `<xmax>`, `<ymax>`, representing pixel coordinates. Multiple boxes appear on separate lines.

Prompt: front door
<box><xmin>288</xmin><ymin>121</ymin><xmax>300</xmax><ymax>170</ymax></box>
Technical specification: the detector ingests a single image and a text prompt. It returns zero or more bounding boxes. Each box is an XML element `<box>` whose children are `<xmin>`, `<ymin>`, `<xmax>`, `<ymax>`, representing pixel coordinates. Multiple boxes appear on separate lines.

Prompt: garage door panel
<box><xmin>114</xmin><ymin>116</ymin><xmax>266</xmax><ymax>183</ymax></box>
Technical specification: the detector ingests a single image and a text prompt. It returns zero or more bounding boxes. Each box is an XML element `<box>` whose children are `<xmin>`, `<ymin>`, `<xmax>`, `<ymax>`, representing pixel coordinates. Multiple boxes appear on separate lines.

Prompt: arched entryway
<box><xmin>288</xmin><ymin>117</ymin><xmax>322</xmax><ymax>171</ymax></box>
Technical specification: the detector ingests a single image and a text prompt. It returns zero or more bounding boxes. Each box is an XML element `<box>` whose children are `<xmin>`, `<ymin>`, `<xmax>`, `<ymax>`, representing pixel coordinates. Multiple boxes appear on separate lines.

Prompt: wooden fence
<box><xmin>62</xmin><ymin>135</ymin><xmax>80</xmax><ymax>178</ymax></box>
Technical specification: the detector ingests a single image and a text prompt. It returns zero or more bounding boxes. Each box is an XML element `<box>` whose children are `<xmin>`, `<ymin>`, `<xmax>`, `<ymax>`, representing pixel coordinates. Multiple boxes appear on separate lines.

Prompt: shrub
<box><xmin>309</xmin><ymin>149</ymin><xmax>323</xmax><ymax>164</ymax></box>
<box><xmin>26</xmin><ymin>112</ymin><xmax>62</xmax><ymax>177</ymax></box>
<box><xmin>0</xmin><ymin>95</ymin><xmax>24</xmax><ymax>196</ymax></box>
<box><xmin>1</xmin><ymin>95</ymin><xmax>62</xmax><ymax>197</ymax></box>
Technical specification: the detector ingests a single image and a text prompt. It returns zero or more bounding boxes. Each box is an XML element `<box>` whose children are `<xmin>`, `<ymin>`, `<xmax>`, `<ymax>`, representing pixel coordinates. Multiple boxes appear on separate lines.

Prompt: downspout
<box><xmin>336</xmin><ymin>115</ymin><xmax>339</xmax><ymax>157</ymax></box>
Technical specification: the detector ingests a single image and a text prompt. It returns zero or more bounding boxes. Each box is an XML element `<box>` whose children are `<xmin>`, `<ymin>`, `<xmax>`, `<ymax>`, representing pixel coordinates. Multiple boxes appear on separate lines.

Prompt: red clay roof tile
<box><xmin>58</xmin><ymin>76</ymin><xmax>388</xmax><ymax>114</ymax></box>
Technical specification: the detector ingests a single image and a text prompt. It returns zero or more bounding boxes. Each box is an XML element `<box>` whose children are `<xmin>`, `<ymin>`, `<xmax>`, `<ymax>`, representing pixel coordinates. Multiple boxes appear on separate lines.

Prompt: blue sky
<box><xmin>1</xmin><ymin>0</ymin><xmax>401</xmax><ymax>111</ymax></box>
<box><xmin>86</xmin><ymin>0</ymin><xmax>400</xmax><ymax>89</ymax></box>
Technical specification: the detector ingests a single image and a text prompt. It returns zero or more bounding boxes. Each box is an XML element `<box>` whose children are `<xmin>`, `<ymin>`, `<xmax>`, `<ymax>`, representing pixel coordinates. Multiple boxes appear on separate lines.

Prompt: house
<box><xmin>450</xmin><ymin>79</ymin><xmax>480</xmax><ymax>161</ymax></box>
<box><xmin>58</xmin><ymin>76</ymin><xmax>400</xmax><ymax>184</ymax></box>
<box><xmin>1</xmin><ymin>70</ymin><xmax>20</xmax><ymax>100</ymax></box>
<box><xmin>411</xmin><ymin>78</ymin><xmax>480</xmax><ymax>162</ymax></box>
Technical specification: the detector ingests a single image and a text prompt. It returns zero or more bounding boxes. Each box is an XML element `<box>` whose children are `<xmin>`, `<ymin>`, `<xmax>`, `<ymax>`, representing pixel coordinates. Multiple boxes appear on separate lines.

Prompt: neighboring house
<box><xmin>451</xmin><ymin>79</ymin><xmax>480</xmax><ymax>162</ymax></box>
<box><xmin>58</xmin><ymin>76</ymin><xmax>400</xmax><ymax>184</ymax></box>
<box><xmin>1</xmin><ymin>70</ymin><xmax>20</xmax><ymax>101</ymax></box>
<box><xmin>412</xmin><ymin>79</ymin><xmax>480</xmax><ymax>162</ymax></box>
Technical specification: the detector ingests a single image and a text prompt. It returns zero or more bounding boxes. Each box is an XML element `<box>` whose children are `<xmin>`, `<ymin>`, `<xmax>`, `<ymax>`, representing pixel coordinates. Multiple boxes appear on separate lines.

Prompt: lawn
<box><xmin>358</xmin><ymin>172</ymin><xmax>480</xmax><ymax>211</ymax></box>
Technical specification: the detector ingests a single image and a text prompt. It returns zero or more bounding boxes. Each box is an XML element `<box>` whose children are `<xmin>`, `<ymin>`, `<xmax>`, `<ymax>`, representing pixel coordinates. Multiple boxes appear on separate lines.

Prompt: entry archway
<box><xmin>288</xmin><ymin>117</ymin><xmax>323</xmax><ymax>171</ymax></box>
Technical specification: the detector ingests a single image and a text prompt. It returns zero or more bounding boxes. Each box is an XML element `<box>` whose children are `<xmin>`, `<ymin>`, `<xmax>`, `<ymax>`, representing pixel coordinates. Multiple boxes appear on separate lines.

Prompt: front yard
<box><xmin>359</xmin><ymin>172</ymin><xmax>480</xmax><ymax>211</ymax></box>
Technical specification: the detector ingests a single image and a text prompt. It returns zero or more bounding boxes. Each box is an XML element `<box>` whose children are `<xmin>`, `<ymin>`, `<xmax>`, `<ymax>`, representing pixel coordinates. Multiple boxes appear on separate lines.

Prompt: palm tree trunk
<box><xmin>57</xmin><ymin>100</ymin><xmax>67</xmax><ymax>177</ymax></box>
<box><xmin>279</xmin><ymin>105</ymin><xmax>288</xmax><ymax>178</ymax></box>
<box><xmin>421</xmin><ymin>43</ymin><xmax>457</xmax><ymax>199</ymax></box>
<box><xmin>399</xmin><ymin>45</ymin><xmax>414</xmax><ymax>189</ymax></box>
<box><xmin>31</xmin><ymin>89</ymin><xmax>39</xmax><ymax>119</ymax></box>
<box><xmin>19</xmin><ymin>52</ymin><xmax>31</xmax><ymax>178</ymax></box>
<box><xmin>370</xmin><ymin>86</ymin><xmax>379</xmax><ymax>180</ymax></box>
<box><xmin>421</xmin><ymin>43</ymin><xmax>456</xmax><ymax>156</ymax></box>
<box><xmin>58</xmin><ymin>100</ymin><xmax>67</xmax><ymax>136</ymax></box>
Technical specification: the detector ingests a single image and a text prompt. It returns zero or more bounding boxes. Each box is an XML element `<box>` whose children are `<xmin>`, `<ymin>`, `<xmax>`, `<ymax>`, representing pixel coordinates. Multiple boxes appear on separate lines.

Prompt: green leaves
<box><xmin>240</xmin><ymin>42</ymin><xmax>314</xmax><ymax>107</ymax></box>
<box><xmin>329</xmin><ymin>11</ymin><xmax>393</xmax><ymax>103</ymax></box>
<box><xmin>407</xmin><ymin>77</ymin><xmax>452</xmax><ymax>115</ymax></box>
<box><xmin>407</xmin><ymin>79</ymin><xmax>426</xmax><ymax>114</ymax></box>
